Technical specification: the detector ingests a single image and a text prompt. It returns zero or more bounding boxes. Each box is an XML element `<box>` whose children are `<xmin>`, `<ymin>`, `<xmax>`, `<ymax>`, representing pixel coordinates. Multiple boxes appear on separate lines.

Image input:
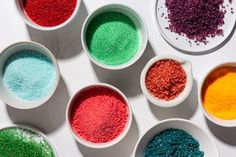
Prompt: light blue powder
<box><xmin>3</xmin><ymin>50</ymin><xmax>56</xmax><ymax>101</ymax></box>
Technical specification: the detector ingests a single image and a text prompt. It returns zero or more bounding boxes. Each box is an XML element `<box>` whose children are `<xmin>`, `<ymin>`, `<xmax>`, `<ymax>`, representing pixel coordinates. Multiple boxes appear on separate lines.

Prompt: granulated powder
<box><xmin>70</xmin><ymin>87</ymin><xmax>129</xmax><ymax>143</ymax></box>
<box><xmin>24</xmin><ymin>0</ymin><xmax>77</xmax><ymax>27</ymax></box>
<box><xmin>145</xmin><ymin>59</ymin><xmax>186</xmax><ymax>101</ymax></box>
<box><xmin>165</xmin><ymin>0</ymin><xmax>225</xmax><ymax>43</ymax></box>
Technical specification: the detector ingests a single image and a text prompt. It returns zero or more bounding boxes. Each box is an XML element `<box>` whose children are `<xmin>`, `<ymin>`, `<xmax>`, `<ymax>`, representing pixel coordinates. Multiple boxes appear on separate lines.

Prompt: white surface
<box><xmin>134</xmin><ymin>119</ymin><xmax>219</xmax><ymax>157</ymax></box>
<box><xmin>0</xmin><ymin>0</ymin><xmax>236</xmax><ymax>156</ymax></box>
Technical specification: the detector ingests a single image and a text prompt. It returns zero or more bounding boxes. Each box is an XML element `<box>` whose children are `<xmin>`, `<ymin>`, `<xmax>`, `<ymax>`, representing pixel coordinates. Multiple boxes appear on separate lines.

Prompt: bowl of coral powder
<box><xmin>140</xmin><ymin>55</ymin><xmax>193</xmax><ymax>107</ymax></box>
<box><xmin>15</xmin><ymin>0</ymin><xmax>81</xmax><ymax>30</ymax></box>
<box><xmin>66</xmin><ymin>83</ymin><xmax>132</xmax><ymax>148</ymax></box>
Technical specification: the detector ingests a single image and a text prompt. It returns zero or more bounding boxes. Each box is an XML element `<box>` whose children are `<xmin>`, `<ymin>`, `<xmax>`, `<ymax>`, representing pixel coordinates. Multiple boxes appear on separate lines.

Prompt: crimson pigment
<box><xmin>70</xmin><ymin>87</ymin><xmax>129</xmax><ymax>143</ymax></box>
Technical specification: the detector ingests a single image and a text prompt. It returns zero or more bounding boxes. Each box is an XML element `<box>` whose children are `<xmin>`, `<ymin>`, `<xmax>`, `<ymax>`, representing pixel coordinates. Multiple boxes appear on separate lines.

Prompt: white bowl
<box><xmin>0</xmin><ymin>41</ymin><xmax>60</xmax><ymax>109</ymax></box>
<box><xmin>66</xmin><ymin>83</ymin><xmax>132</xmax><ymax>148</ymax></box>
<box><xmin>81</xmin><ymin>4</ymin><xmax>148</xmax><ymax>70</ymax></box>
<box><xmin>134</xmin><ymin>119</ymin><xmax>219</xmax><ymax>157</ymax></box>
<box><xmin>199</xmin><ymin>62</ymin><xmax>236</xmax><ymax>127</ymax></box>
<box><xmin>0</xmin><ymin>125</ymin><xmax>58</xmax><ymax>156</ymax></box>
<box><xmin>14</xmin><ymin>0</ymin><xmax>81</xmax><ymax>31</ymax></box>
<box><xmin>140</xmin><ymin>55</ymin><xmax>193</xmax><ymax>107</ymax></box>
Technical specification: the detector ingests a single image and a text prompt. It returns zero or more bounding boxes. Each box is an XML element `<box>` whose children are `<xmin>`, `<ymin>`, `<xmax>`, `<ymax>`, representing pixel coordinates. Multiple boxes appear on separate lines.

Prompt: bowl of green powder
<box><xmin>81</xmin><ymin>4</ymin><xmax>148</xmax><ymax>70</ymax></box>
<box><xmin>134</xmin><ymin>118</ymin><xmax>219</xmax><ymax>157</ymax></box>
<box><xmin>0</xmin><ymin>42</ymin><xmax>60</xmax><ymax>109</ymax></box>
<box><xmin>0</xmin><ymin>125</ymin><xmax>57</xmax><ymax>157</ymax></box>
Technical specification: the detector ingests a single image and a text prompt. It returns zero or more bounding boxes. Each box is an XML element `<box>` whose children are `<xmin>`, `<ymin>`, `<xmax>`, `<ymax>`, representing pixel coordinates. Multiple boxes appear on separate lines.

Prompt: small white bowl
<box><xmin>81</xmin><ymin>4</ymin><xmax>148</xmax><ymax>70</ymax></box>
<box><xmin>66</xmin><ymin>83</ymin><xmax>132</xmax><ymax>149</ymax></box>
<box><xmin>0</xmin><ymin>41</ymin><xmax>60</xmax><ymax>109</ymax></box>
<box><xmin>199</xmin><ymin>62</ymin><xmax>236</xmax><ymax>127</ymax></box>
<box><xmin>134</xmin><ymin>118</ymin><xmax>219</xmax><ymax>157</ymax></box>
<box><xmin>0</xmin><ymin>125</ymin><xmax>58</xmax><ymax>156</ymax></box>
<box><xmin>140</xmin><ymin>55</ymin><xmax>193</xmax><ymax>107</ymax></box>
<box><xmin>14</xmin><ymin>0</ymin><xmax>81</xmax><ymax>31</ymax></box>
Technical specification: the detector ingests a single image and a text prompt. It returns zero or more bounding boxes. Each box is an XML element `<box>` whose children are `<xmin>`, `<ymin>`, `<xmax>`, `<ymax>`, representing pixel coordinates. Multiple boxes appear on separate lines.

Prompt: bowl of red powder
<box><xmin>15</xmin><ymin>0</ymin><xmax>81</xmax><ymax>30</ymax></box>
<box><xmin>140</xmin><ymin>55</ymin><xmax>193</xmax><ymax>107</ymax></box>
<box><xmin>66</xmin><ymin>83</ymin><xmax>132</xmax><ymax>148</ymax></box>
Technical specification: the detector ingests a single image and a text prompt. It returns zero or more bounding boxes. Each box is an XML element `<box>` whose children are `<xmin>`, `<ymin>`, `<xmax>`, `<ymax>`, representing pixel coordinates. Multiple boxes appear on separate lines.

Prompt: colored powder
<box><xmin>23</xmin><ymin>0</ymin><xmax>77</xmax><ymax>27</ymax></box>
<box><xmin>144</xmin><ymin>128</ymin><xmax>204</xmax><ymax>157</ymax></box>
<box><xmin>86</xmin><ymin>12</ymin><xmax>139</xmax><ymax>66</ymax></box>
<box><xmin>202</xmin><ymin>67</ymin><xmax>236</xmax><ymax>120</ymax></box>
<box><xmin>165</xmin><ymin>0</ymin><xmax>225</xmax><ymax>43</ymax></box>
<box><xmin>145</xmin><ymin>59</ymin><xmax>186</xmax><ymax>101</ymax></box>
<box><xmin>3</xmin><ymin>50</ymin><xmax>56</xmax><ymax>101</ymax></box>
<box><xmin>70</xmin><ymin>87</ymin><xmax>129</xmax><ymax>143</ymax></box>
<box><xmin>0</xmin><ymin>127</ymin><xmax>55</xmax><ymax>157</ymax></box>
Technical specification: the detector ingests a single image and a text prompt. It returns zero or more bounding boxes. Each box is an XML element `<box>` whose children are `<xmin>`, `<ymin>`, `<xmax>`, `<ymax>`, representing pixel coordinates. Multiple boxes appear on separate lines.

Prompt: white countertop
<box><xmin>1</xmin><ymin>0</ymin><xmax>236</xmax><ymax>156</ymax></box>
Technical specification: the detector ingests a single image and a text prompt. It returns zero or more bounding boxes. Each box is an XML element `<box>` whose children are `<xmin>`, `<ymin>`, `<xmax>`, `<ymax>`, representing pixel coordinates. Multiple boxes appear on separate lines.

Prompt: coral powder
<box><xmin>145</xmin><ymin>59</ymin><xmax>186</xmax><ymax>101</ymax></box>
<box><xmin>23</xmin><ymin>0</ymin><xmax>77</xmax><ymax>27</ymax></box>
<box><xmin>70</xmin><ymin>86</ymin><xmax>129</xmax><ymax>143</ymax></box>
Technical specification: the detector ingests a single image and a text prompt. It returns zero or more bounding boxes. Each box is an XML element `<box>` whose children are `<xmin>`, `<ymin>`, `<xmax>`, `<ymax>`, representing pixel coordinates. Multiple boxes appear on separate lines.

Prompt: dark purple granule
<box><xmin>165</xmin><ymin>0</ymin><xmax>226</xmax><ymax>43</ymax></box>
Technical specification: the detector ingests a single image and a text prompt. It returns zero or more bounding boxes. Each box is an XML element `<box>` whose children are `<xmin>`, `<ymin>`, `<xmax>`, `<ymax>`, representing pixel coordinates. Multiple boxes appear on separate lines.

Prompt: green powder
<box><xmin>0</xmin><ymin>127</ymin><xmax>56</xmax><ymax>157</ymax></box>
<box><xmin>144</xmin><ymin>128</ymin><xmax>204</xmax><ymax>157</ymax></box>
<box><xmin>86</xmin><ymin>11</ymin><xmax>139</xmax><ymax>66</ymax></box>
<box><xmin>3</xmin><ymin>50</ymin><xmax>56</xmax><ymax>101</ymax></box>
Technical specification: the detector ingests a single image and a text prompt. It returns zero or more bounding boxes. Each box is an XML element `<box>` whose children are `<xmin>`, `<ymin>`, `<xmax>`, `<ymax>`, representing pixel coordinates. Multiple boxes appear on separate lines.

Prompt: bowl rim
<box><xmin>0</xmin><ymin>124</ymin><xmax>58</xmax><ymax>156</ymax></box>
<box><xmin>65</xmin><ymin>83</ymin><xmax>133</xmax><ymax>149</ymax></box>
<box><xmin>0</xmin><ymin>41</ymin><xmax>60</xmax><ymax>109</ymax></box>
<box><xmin>14</xmin><ymin>0</ymin><xmax>81</xmax><ymax>31</ymax></box>
<box><xmin>199</xmin><ymin>62</ymin><xmax>236</xmax><ymax>127</ymax></box>
<box><xmin>133</xmin><ymin>118</ymin><xmax>219</xmax><ymax>157</ymax></box>
<box><xmin>81</xmin><ymin>3</ymin><xmax>148</xmax><ymax>70</ymax></box>
<box><xmin>140</xmin><ymin>55</ymin><xmax>193</xmax><ymax>107</ymax></box>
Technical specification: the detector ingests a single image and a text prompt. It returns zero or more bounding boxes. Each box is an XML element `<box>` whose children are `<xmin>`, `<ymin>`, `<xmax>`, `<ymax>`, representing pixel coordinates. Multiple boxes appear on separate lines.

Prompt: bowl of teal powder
<box><xmin>82</xmin><ymin>4</ymin><xmax>148</xmax><ymax>70</ymax></box>
<box><xmin>0</xmin><ymin>125</ymin><xmax>57</xmax><ymax>157</ymax></box>
<box><xmin>0</xmin><ymin>42</ymin><xmax>60</xmax><ymax>109</ymax></box>
<box><xmin>134</xmin><ymin>119</ymin><xmax>219</xmax><ymax>157</ymax></box>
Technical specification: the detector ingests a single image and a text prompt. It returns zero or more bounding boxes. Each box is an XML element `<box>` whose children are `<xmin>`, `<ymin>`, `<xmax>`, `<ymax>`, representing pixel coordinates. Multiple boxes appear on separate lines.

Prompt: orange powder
<box><xmin>202</xmin><ymin>66</ymin><xmax>236</xmax><ymax>120</ymax></box>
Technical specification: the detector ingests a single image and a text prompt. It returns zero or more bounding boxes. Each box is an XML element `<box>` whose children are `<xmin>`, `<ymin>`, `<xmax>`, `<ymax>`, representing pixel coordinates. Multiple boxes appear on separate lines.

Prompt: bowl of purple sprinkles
<box><xmin>155</xmin><ymin>0</ymin><xmax>236</xmax><ymax>53</ymax></box>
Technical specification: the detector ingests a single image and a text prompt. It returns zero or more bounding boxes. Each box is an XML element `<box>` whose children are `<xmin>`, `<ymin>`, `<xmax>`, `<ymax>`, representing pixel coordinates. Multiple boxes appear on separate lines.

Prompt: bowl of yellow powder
<box><xmin>81</xmin><ymin>4</ymin><xmax>148</xmax><ymax>70</ymax></box>
<box><xmin>200</xmin><ymin>63</ymin><xmax>236</xmax><ymax>127</ymax></box>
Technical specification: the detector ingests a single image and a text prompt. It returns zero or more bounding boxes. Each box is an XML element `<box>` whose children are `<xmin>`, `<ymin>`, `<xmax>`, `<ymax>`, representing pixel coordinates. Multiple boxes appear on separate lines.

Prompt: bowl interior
<box><xmin>0</xmin><ymin>42</ymin><xmax>59</xmax><ymax>109</ymax></box>
<box><xmin>15</xmin><ymin>0</ymin><xmax>80</xmax><ymax>30</ymax></box>
<box><xmin>82</xmin><ymin>4</ymin><xmax>147</xmax><ymax>69</ymax></box>
<box><xmin>141</xmin><ymin>56</ymin><xmax>193</xmax><ymax>107</ymax></box>
<box><xmin>200</xmin><ymin>63</ymin><xmax>236</xmax><ymax>127</ymax></box>
<box><xmin>134</xmin><ymin>120</ymin><xmax>218</xmax><ymax>157</ymax></box>
<box><xmin>66</xmin><ymin>84</ymin><xmax>132</xmax><ymax>148</ymax></box>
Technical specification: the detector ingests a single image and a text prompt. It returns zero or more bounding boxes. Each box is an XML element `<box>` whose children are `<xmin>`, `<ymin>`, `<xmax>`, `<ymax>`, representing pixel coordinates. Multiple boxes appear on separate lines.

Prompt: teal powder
<box><xmin>144</xmin><ymin>128</ymin><xmax>204</xmax><ymax>157</ymax></box>
<box><xmin>86</xmin><ymin>11</ymin><xmax>139</xmax><ymax>66</ymax></box>
<box><xmin>3</xmin><ymin>50</ymin><xmax>56</xmax><ymax>101</ymax></box>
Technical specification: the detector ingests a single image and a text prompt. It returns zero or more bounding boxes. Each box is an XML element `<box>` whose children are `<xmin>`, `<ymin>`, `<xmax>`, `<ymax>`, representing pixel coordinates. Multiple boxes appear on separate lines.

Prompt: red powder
<box><xmin>23</xmin><ymin>0</ymin><xmax>77</xmax><ymax>27</ymax></box>
<box><xmin>70</xmin><ymin>87</ymin><xmax>129</xmax><ymax>143</ymax></box>
<box><xmin>165</xmin><ymin>0</ymin><xmax>225</xmax><ymax>43</ymax></box>
<box><xmin>145</xmin><ymin>59</ymin><xmax>186</xmax><ymax>101</ymax></box>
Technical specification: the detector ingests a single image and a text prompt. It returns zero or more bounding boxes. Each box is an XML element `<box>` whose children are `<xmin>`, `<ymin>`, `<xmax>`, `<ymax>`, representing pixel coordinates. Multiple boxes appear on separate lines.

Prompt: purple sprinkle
<box><xmin>165</xmin><ymin>0</ymin><xmax>226</xmax><ymax>43</ymax></box>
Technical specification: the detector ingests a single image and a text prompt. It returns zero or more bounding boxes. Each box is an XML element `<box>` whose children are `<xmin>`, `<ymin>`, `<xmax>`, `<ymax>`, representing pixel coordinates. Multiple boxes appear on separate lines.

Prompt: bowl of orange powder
<box><xmin>200</xmin><ymin>63</ymin><xmax>236</xmax><ymax>127</ymax></box>
<box><xmin>140</xmin><ymin>55</ymin><xmax>193</xmax><ymax>107</ymax></box>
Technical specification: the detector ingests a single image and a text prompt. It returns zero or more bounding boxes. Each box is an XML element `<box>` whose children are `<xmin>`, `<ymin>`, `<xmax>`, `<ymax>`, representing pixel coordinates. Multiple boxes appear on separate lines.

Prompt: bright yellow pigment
<box><xmin>202</xmin><ymin>67</ymin><xmax>236</xmax><ymax>120</ymax></box>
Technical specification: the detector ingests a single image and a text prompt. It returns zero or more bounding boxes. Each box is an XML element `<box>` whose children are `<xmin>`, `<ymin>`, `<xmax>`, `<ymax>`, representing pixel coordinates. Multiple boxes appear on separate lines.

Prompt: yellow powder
<box><xmin>202</xmin><ymin>67</ymin><xmax>236</xmax><ymax>120</ymax></box>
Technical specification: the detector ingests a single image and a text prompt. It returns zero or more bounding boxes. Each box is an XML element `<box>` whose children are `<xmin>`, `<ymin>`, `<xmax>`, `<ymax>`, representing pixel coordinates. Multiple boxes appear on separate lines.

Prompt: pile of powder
<box><xmin>70</xmin><ymin>87</ymin><xmax>129</xmax><ymax>143</ymax></box>
<box><xmin>3</xmin><ymin>50</ymin><xmax>56</xmax><ymax>101</ymax></box>
<box><xmin>145</xmin><ymin>59</ymin><xmax>186</xmax><ymax>101</ymax></box>
<box><xmin>24</xmin><ymin>0</ymin><xmax>77</xmax><ymax>27</ymax></box>
<box><xmin>86</xmin><ymin>12</ymin><xmax>139</xmax><ymax>66</ymax></box>
<box><xmin>165</xmin><ymin>0</ymin><xmax>225</xmax><ymax>43</ymax></box>
<box><xmin>202</xmin><ymin>67</ymin><xmax>236</xmax><ymax>120</ymax></box>
<box><xmin>144</xmin><ymin>128</ymin><xmax>204</xmax><ymax>157</ymax></box>
<box><xmin>0</xmin><ymin>127</ymin><xmax>55</xmax><ymax>157</ymax></box>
